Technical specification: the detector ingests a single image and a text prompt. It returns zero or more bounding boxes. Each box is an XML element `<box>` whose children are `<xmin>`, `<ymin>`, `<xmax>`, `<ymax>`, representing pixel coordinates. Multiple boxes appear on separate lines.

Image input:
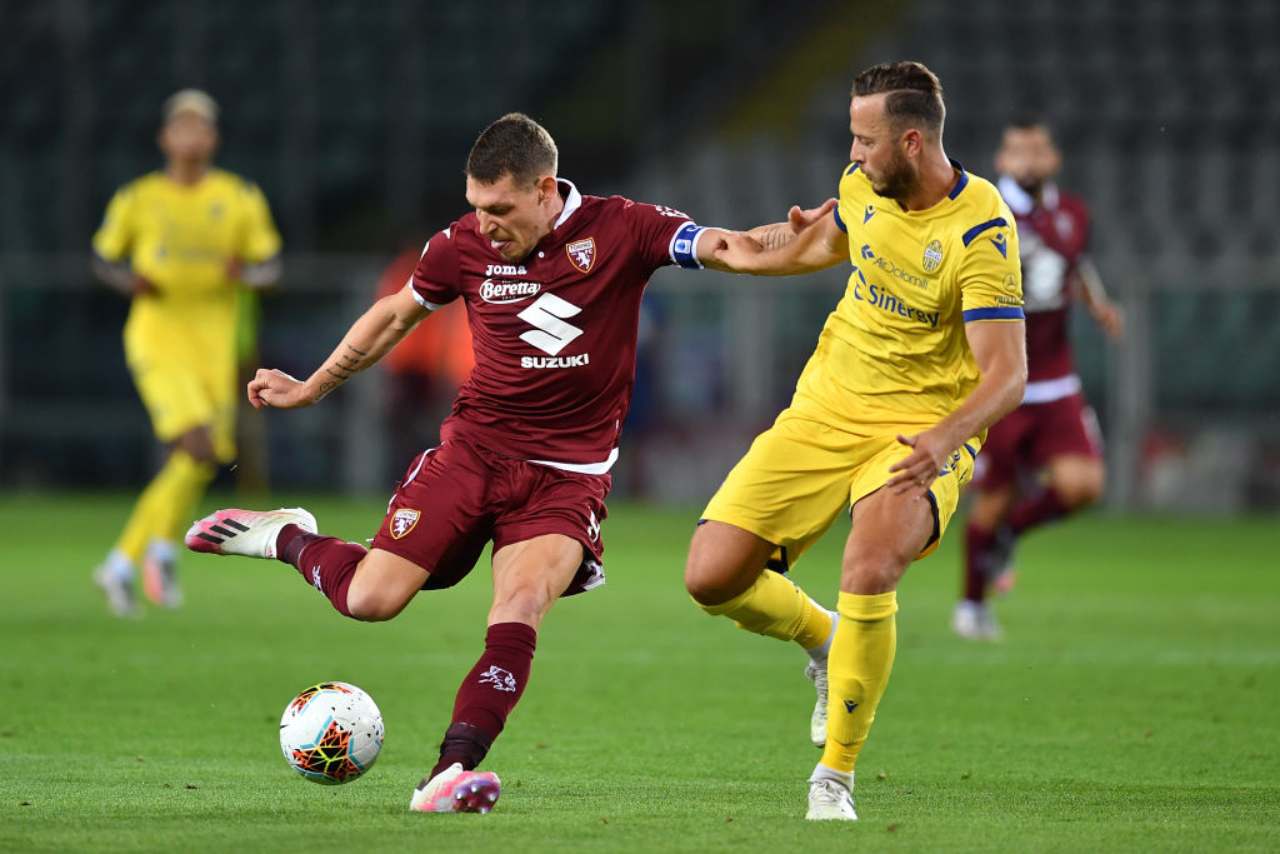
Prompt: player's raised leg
<box><xmin>809</xmin><ymin>487</ymin><xmax>933</xmax><ymax>821</ymax></box>
<box><xmin>410</xmin><ymin>533</ymin><xmax>582</xmax><ymax>814</ymax></box>
<box><xmin>686</xmin><ymin>520</ymin><xmax>837</xmax><ymax>747</ymax></box>
<box><xmin>186</xmin><ymin>507</ymin><xmax>430</xmax><ymax>621</ymax></box>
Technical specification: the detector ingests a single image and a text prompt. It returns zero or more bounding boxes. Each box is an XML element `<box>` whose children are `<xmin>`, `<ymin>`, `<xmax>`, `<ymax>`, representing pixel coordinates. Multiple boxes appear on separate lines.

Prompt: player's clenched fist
<box><xmin>711</xmin><ymin>231</ymin><xmax>766</xmax><ymax>271</ymax></box>
<box><xmin>247</xmin><ymin>368</ymin><xmax>313</xmax><ymax>410</ymax></box>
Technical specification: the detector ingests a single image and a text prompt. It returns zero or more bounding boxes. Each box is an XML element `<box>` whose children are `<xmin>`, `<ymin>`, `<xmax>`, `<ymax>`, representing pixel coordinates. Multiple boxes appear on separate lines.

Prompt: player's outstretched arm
<box><xmin>744</xmin><ymin>199</ymin><xmax>837</xmax><ymax>251</ymax></box>
<box><xmin>1075</xmin><ymin>256</ymin><xmax>1125</xmax><ymax>340</ymax></box>
<box><xmin>887</xmin><ymin>321</ymin><xmax>1028</xmax><ymax>496</ymax></box>
<box><xmin>247</xmin><ymin>284</ymin><xmax>431</xmax><ymax>410</ymax></box>
<box><xmin>705</xmin><ymin>202</ymin><xmax>849</xmax><ymax>276</ymax></box>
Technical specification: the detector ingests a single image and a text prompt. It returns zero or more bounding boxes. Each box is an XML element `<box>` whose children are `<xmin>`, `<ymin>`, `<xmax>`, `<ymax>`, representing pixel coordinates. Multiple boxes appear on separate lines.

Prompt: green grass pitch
<box><xmin>1</xmin><ymin>493</ymin><xmax>1277</xmax><ymax>851</ymax></box>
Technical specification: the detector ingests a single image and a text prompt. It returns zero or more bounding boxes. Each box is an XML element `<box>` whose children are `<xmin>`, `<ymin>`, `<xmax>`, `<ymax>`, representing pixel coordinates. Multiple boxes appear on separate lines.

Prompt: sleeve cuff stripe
<box><xmin>410</xmin><ymin>288</ymin><xmax>444</xmax><ymax>311</ymax></box>
<box><xmin>963</xmin><ymin>306</ymin><xmax>1025</xmax><ymax>322</ymax></box>
<box><xmin>961</xmin><ymin>217</ymin><xmax>1009</xmax><ymax>246</ymax></box>
<box><xmin>833</xmin><ymin>206</ymin><xmax>847</xmax><ymax>233</ymax></box>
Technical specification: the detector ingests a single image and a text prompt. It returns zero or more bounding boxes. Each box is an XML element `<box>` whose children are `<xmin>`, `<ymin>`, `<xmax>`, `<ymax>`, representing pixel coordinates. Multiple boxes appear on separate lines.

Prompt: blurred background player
<box><xmin>374</xmin><ymin>242</ymin><xmax>473</xmax><ymax>474</ymax></box>
<box><xmin>953</xmin><ymin>116</ymin><xmax>1124</xmax><ymax>640</ymax></box>
<box><xmin>90</xmin><ymin>89</ymin><xmax>282</xmax><ymax>616</ymax></box>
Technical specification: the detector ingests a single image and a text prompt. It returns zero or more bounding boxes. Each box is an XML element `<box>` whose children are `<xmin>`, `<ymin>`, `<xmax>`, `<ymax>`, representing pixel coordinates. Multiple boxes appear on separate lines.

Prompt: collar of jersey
<box><xmin>997</xmin><ymin>174</ymin><xmax>1059</xmax><ymax>215</ymax></box>
<box><xmin>553</xmin><ymin>178</ymin><xmax>582</xmax><ymax>229</ymax></box>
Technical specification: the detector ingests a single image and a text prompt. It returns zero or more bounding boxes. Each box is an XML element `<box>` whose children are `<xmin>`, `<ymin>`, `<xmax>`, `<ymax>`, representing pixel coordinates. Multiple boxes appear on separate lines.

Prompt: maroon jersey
<box><xmin>409</xmin><ymin>179</ymin><xmax>705</xmax><ymax>471</ymax></box>
<box><xmin>997</xmin><ymin>176</ymin><xmax>1091</xmax><ymax>388</ymax></box>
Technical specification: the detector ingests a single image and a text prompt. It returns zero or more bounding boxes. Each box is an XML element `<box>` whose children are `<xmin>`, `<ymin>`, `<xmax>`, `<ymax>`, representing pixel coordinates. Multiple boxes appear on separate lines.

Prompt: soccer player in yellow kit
<box><xmin>91</xmin><ymin>90</ymin><xmax>282</xmax><ymax>615</ymax></box>
<box><xmin>687</xmin><ymin>62</ymin><xmax>1028</xmax><ymax>820</ymax></box>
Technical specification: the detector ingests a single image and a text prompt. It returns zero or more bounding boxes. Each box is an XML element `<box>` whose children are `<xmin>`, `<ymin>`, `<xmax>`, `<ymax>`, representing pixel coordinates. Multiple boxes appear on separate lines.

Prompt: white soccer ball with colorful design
<box><xmin>279</xmin><ymin>681</ymin><xmax>384</xmax><ymax>784</ymax></box>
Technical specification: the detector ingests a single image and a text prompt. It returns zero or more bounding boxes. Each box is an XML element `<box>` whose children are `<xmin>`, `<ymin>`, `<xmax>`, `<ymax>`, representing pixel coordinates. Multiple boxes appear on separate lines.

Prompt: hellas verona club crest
<box><xmin>390</xmin><ymin>508</ymin><xmax>420</xmax><ymax>539</ymax></box>
<box><xmin>923</xmin><ymin>239</ymin><xmax>944</xmax><ymax>273</ymax></box>
<box><xmin>566</xmin><ymin>238</ymin><xmax>595</xmax><ymax>273</ymax></box>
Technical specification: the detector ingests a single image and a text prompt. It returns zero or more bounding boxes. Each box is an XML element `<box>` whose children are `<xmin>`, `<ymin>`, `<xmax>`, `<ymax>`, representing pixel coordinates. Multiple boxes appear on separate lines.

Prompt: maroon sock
<box><xmin>275</xmin><ymin>523</ymin><xmax>365</xmax><ymax>618</ymax></box>
<box><xmin>1008</xmin><ymin>490</ymin><xmax>1069</xmax><ymax>536</ymax></box>
<box><xmin>431</xmin><ymin>622</ymin><xmax>537</xmax><ymax>777</ymax></box>
<box><xmin>963</xmin><ymin>522</ymin><xmax>996</xmax><ymax>603</ymax></box>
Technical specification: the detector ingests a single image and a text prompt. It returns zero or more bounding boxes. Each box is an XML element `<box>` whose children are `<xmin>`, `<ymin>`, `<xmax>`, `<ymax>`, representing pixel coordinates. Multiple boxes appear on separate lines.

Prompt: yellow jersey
<box><xmin>92</xmin><ymin>169</ymin><xmax>281</xmax><ymax>364</ymax></box>
<box><xmin>790</xmin><ymin>161</ymin><xmax>1023</xmax><ymax>431</ymax></box>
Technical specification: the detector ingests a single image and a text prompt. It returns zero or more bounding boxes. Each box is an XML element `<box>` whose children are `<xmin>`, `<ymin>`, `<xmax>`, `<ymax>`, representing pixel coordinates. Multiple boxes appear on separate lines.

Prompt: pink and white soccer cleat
<box><xmin>409</xmin><ymin>762</ymin><xmax>501</xmax><ymax>814</ymax></box>
<box><xmin>184</xmin><ymin>508</ymin><xmax>317</xmax><ymax>559</ymax></box>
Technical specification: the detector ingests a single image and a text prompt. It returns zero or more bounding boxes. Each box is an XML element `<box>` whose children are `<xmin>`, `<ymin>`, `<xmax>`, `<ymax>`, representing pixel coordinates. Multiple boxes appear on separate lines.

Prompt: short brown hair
<box><xmin>465</xmin><ymin>113</ymin><xmax>558</xmax><ymax>185</ymax></box>
<box><xmin>852</xmin><ymin>61</ymin><xmax>946</xmax><ymax>136</ymax></box>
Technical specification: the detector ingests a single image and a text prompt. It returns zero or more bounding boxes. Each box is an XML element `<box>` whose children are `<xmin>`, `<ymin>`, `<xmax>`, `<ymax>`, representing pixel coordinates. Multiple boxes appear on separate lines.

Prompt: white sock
<box><xmin>805</xmin><ymin>609</ymin><xmax>838</xmax><ymax>662</ymax></box>
<box><xmin>809</xmin><ymin>762</ymin><xmax>854</xmax><ymax>789</ymax></box>
<box><xmin>146</xmin><ymin>538</ymin><xmax>178</xmax><ymax>565</ymax></box>
<box><xmin>104</xmin><ymin>549</ymin><xmax>135</xmax><ymax>581</ymax></box>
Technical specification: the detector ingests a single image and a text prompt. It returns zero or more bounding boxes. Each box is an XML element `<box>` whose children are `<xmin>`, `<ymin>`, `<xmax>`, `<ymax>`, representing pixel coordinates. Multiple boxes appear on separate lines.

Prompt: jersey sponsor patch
<box><xmin>390</xmin><ymin>508</ymin><xmax>421</xmax><ymax>539</ymax></box>
<box><xmin>566</xmin><ymin>237</ymin><xmax>596</xmax><ymax>273</ymax></box>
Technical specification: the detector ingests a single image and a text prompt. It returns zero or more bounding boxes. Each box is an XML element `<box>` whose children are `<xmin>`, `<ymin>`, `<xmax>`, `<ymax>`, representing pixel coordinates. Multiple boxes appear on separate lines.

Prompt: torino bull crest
<box><xmin>566</xmin><ymin>237</ymin><xmax>595</xmax><ymax>273</ymax></box>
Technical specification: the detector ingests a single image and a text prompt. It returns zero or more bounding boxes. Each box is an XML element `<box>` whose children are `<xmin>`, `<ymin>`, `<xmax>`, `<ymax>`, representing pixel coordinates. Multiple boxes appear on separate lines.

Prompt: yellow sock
<box><xmin>113</xmin><ymin>451</ymin><xmax>215</xmax><ymax>561</ymax></box>
<box><xmin>820</xmin><ymin>591</ymin><xmax>898</xmax><ymax>774</ymax></box>
<box><xmin>150</xmin><ymin>451</ymin><xmax>216</xmax><ymax>543</ymax></box>
<box><xmin>698</xmin><ymin>569</ymin><xmax>833</xmax><ymax>650</ymax></box>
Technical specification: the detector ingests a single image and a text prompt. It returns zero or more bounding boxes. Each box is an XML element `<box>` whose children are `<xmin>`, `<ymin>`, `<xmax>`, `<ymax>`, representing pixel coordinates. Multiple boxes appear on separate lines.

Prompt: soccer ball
<box><xmin>279</xmin><ymin>681</ymin><xmax>384</xmax><ymax>785</ymax></box>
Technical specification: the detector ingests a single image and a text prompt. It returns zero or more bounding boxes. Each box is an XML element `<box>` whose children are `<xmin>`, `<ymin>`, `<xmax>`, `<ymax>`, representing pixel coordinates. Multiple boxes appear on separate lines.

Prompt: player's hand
<box><xmin>787</xmin><ymin>198</ymin><xmax>837</xmax><ymax>234</ymax></box>
<box><xmin>131</xmin><ymin>274</ymin><xmax>157</xmax><ymax>297</ymax></box>
<box><xmin>1093</xmin><ymin>301</ymin><xmax>1125</xmax><ymax>340</ymax></box>
<box><xmin>247</xmin><ymin>368</ymin><xmax>314</xmax><ymax>410</ymax></box>
<box><xmin>711</xmin><ymin>231</ymin><xmax>766</xmax><ymax>272</ymax></box>
<box><xmin>886</xmin><ymin>430</ymin><xmax>952</xmax><ymax>497</ymax></box>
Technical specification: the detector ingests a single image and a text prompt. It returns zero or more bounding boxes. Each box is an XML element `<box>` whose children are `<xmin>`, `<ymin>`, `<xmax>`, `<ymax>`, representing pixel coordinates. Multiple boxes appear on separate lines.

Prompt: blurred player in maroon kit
<box><xmin>953</xmin><ymin>117</ymin><xmax>1124</xmax><ymax>639</ymax></box>
<box><xmin>183</xmin><ymin>114</ymin><xmax>746</xmax><ymax>812</ymax></box>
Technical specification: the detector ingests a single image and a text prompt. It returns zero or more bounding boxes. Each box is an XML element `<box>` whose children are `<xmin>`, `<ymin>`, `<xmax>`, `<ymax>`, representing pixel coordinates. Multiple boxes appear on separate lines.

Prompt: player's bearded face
<box><xmin>467</xmin><ymin>174</ymin><xmax>557</xmax><ymax>262</ymax></box>
<box><xmin>849</xmin><ymin>97</ymin><xmax>918</xmax><ymax>202</ymax></box>
<box><xmin>867</xmin><ymin>144</ymin><xmax>918</xmax><ymax>200</ymax></box>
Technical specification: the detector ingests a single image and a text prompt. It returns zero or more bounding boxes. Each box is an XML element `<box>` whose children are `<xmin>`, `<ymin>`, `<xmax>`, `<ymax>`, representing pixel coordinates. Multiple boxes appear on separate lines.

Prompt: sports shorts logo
<box><xmin>390</xmin><ymin>508</ymin><xmax>420</xmax><ymax>539</ymax></box>
<box><xmin>923</xmin><ymin>239</ymin><xmax>944</xmax><ymax>273</ymax></box>
<box><xmin>566</xmin><ymin>237</ymin><xmax>596</xmax><ymax>273</ymax></box>
<box><xmin>478</xmin><ymin>665</ymin><xmax>518</xmax><ymax>693</ymax></box>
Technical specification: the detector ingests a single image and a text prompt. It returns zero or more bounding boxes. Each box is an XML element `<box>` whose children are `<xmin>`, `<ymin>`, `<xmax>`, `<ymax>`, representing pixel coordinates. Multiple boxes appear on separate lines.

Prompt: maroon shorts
<box><xmin>973</xmin><ymin>392</ymin><xmax>1102</xmax><ymax>491</ymax></box>
<box><xmin>370</xmin><ymin>438</ymin><xmax>610</xmax><ymax>596</ymax></box>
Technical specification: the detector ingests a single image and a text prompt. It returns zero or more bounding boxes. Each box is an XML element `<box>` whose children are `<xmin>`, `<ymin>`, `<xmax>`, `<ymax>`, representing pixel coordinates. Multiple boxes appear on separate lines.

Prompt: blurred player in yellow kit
<box><xmin>91</xmin><ymin>89</ymin><xmax>282</xmax><ymax>616</ymax></box>
<box><xmin>688</xmin><ymin>62</ymin><xmax>1027</xmax><ymax>820</ymax></box>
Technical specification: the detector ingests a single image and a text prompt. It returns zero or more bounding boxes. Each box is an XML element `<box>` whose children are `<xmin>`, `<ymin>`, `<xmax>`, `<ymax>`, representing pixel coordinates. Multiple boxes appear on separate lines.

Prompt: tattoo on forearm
<box><xmin>316</xmin><ymin>380</ymin><xmax>339</xmax><ymax>396</ymax></box>
<box><xmin>346</xmin><ymin>344</ymin><xmax>368</xmax><ymax>356</ymax></box>
<box><xmin>757</xmin><ymin>225</ymin><xmax>795</xmax><ymax>252</ymax></box>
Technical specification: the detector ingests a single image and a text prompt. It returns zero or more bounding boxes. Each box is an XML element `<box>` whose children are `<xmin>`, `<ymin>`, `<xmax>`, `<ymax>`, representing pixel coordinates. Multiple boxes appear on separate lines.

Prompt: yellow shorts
<box><xmin>701</xmin><ymin>410</ymin><xmax>978</xmax><ymax>571</ymax></box>
<box><xmin>129</xmin><ymin>353</ymin><xmax>237</xmax><ymax>462</ymax></box>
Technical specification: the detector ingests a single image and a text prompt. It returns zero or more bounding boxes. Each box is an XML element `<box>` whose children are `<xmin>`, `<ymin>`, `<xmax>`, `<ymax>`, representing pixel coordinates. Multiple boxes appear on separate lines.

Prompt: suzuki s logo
<box><xmin>517</xmin><ymin>293</ymin><xmax>584</xmax><ymax>356</ymax></box>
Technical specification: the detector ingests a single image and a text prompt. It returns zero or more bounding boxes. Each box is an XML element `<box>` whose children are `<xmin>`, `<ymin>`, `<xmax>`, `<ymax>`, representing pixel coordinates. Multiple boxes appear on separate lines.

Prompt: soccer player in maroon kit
<box><xmin>184</xmin><ymin>113</ymin><xmax>749</xmax><ymax>812</ymax></box>
<box><xmin>953</xmin><ymin>117</ymin><xmax>1124</xmax><ymax>639</ymax></box>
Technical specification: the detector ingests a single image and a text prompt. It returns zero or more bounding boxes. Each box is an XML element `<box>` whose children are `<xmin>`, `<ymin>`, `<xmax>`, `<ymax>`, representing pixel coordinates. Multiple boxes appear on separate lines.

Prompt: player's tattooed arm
<box><xmin>247</xmin><ymin>286</ymin><xmax>430</xmax><ymax>410</ymax></box>
<box><xmin>711</xmin><ymin>201</ymin><xmax>848</xmax><ymax>276</ymax></box>
<box><xmin>744</xmin><ymin>199</ymin><xmax>839</xmax><ymax>251</ymax></box>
